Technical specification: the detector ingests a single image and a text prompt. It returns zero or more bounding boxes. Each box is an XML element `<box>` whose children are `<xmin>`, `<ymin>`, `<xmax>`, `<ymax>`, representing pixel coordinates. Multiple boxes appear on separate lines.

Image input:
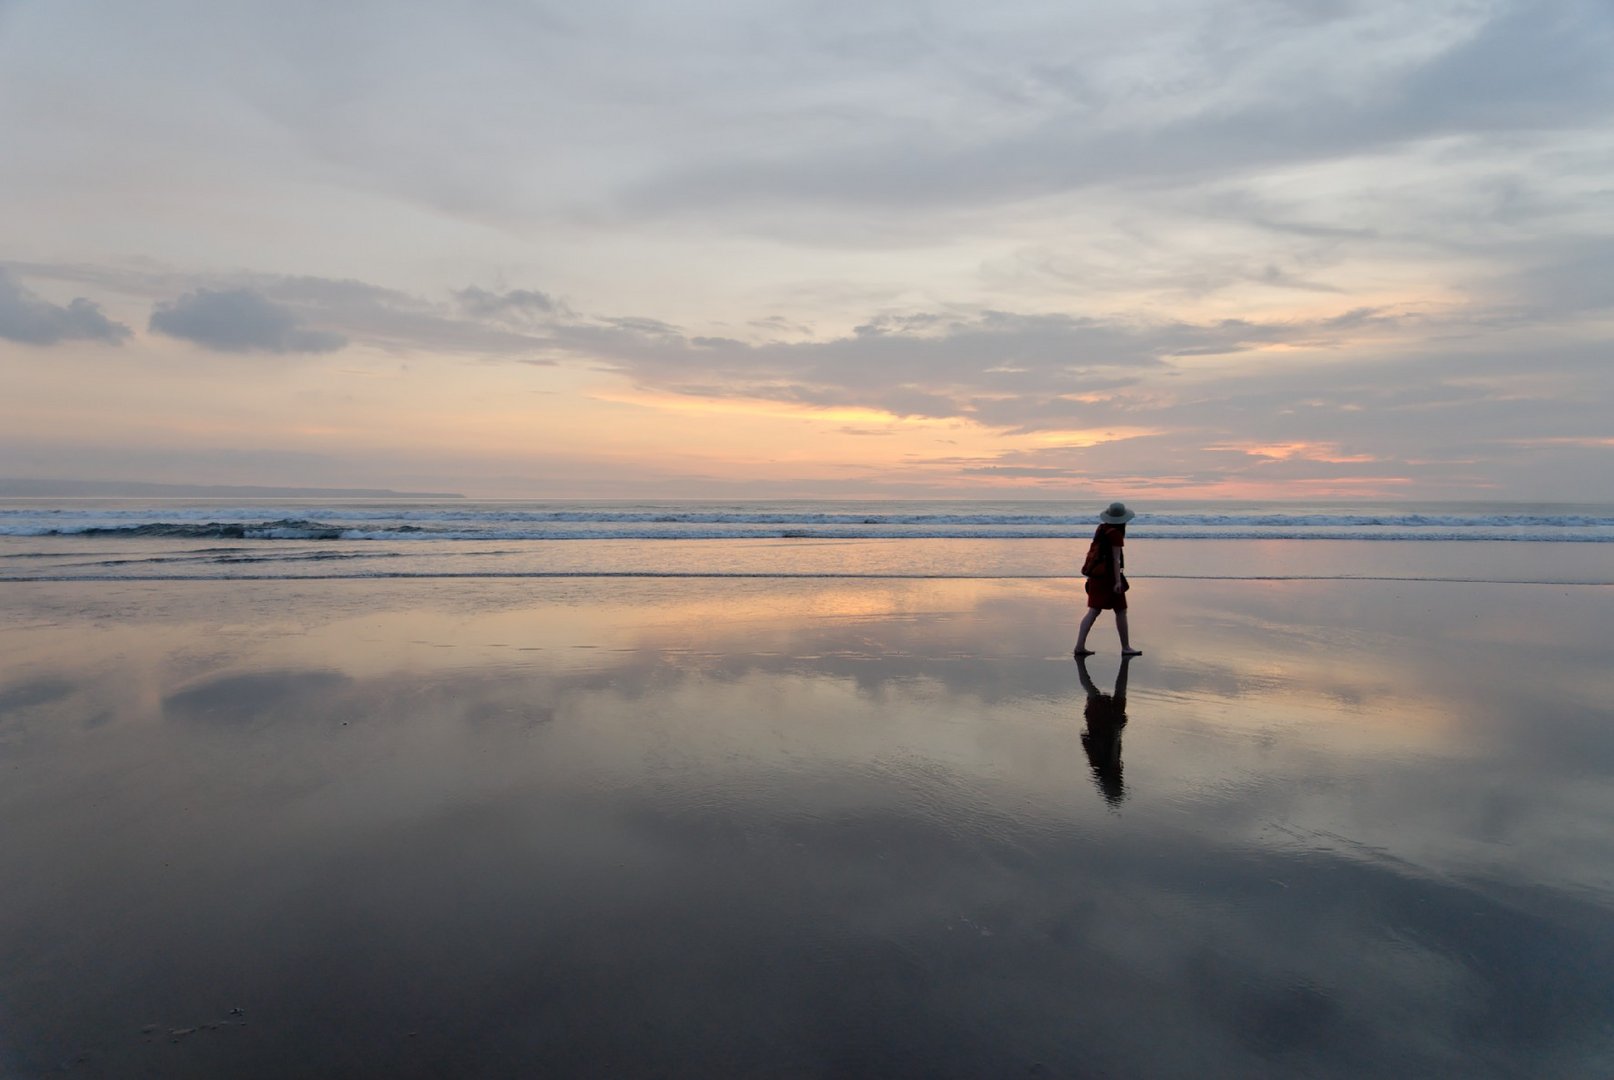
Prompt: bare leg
<box><xmin>1117</xmin><ymin>611</ymin><xmax>1141</xmax><ymax>655</ymax></box>
<box><xmin>1074</xmin><ymin>607</ymin><xmax>1100</xmax><ymax>655</ymax></box>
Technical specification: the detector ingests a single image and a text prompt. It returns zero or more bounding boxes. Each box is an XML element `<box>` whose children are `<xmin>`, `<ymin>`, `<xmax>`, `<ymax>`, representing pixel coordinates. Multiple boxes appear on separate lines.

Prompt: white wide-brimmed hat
<box><xmin>1098</xmin><ymin>501</ymin><xmax>1135</xmax><ymax>524</ymax></box>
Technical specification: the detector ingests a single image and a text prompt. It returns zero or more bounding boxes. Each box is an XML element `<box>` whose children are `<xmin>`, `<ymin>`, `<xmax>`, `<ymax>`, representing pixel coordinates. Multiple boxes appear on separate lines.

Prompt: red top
<box><xmin>1084</xmin><ymin>524</ymin><xmax>1129</xmax><ymax>610</ymax></box>
<box><xmin>1093</xmin><ymin>524</ymin><xmax>1124</xmax><ymax>572</ymax></box>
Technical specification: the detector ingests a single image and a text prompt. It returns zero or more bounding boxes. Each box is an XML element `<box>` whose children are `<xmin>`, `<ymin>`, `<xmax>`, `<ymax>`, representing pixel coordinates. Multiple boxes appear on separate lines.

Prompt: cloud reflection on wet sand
<box><xmin>1</xmin><ymin>578</ymin><xmax>1612</xmax><ymax>1077</ymax></box>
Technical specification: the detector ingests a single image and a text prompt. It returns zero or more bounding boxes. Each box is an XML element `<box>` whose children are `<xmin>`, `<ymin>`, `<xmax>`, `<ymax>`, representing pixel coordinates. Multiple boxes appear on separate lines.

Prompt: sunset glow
<box><xmin>2</xmin><ymin>0</ymin><xmax>1610</xmax><ymax>500</ymax></box>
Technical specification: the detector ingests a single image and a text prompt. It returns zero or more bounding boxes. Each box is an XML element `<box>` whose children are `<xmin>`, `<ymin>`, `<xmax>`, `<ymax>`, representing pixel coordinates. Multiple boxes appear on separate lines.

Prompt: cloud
<box><xmin>104</xmin><ymin>273</ymin><xmax>555</xmax><ymax>360</ymax></box>
<box><xmin>15</xmin><ymin>264</ymin><xmax>572</xmax><ymax>361</ymax></box>
<box><xmin>15</xmin><ymin>255</ymin><xmax>1610</xmax><ymax>498</ymax></box>
<box><xmin>120</xmin><ymin>270</ymin><xmax>1423</xmax><ymax>441</ymax></box>
<box><xmin>455</xmin><ymin>285</ymin><xmax>558</xmax><ymax>320</ymax></box>
<box><xmin>558</xmin><ymin>304</ymin><xmax>1432</xmax><ymax>431</ymax></box>
<box><xmin>124</xmin><ymin>269</ymin><xmax>1563</xmax><ymax>481</ymax></box>
<box><xmin>0</xmin><ymin>270</ymin><xmax>129</xmax><ymax>346</ymax></box>
<box><xmin>1478</xmin><ymin>237</ymin><xmax>1614</xmax><ymax>320</ymax></box>
<box><xmin>617</xmin><ymin>0</ymin><xmax>1614</xmax><ymax>231</ymax></box>
<box><xmin>148</xmin><ymin>287</ymin><xmax>347</xmax><ymax>354</ymax></box>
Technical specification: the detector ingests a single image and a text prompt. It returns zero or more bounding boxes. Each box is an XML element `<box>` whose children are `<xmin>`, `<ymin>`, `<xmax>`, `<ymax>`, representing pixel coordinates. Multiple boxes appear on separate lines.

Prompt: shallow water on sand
<box><xmin>6</xmin><ymin>534</ymin><xmax>1614</xmax><ymax>584</ymax></box>
<box><xmin>2</xmin><ymin>576</ymin><xmax>1612</xmax><ymax>1078</ymax></box>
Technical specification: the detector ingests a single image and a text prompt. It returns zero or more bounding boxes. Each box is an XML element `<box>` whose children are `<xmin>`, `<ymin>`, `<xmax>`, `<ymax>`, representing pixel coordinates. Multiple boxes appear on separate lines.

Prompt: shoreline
<box><xmin>5</xmin><ymin>535</ymin><xmax>1614</xmax><ymax>586</ymax></box>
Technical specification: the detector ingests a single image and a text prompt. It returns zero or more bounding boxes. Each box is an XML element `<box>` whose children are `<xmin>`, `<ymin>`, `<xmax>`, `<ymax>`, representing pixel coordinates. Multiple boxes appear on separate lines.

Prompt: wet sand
<box><xmin>2</xmin><ymin>576</ymin><xmax>1613</xmax><ymax>1078</ymax></box>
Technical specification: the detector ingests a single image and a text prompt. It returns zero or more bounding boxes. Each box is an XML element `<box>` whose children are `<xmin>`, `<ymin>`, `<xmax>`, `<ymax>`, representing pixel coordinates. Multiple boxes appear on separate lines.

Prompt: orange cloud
<box><xmin>1211</xmin><ymin>441</ymin><xmax>1379</xmax><ymax>464</ymax></box>
<box><xmin>1500</xmin><ymin>437</ymin><xmax>1614</xmax><ymax>449</ymax></box>
<box><xmin>1125</xmin><ymin>475</ymin><xmax>1417</xmax><ymax>499</ymax></box>
<box><xmin>593</xmin><ymin>388</ymin><xmax>956</xmax><ymax>429</ymax></box>
<box><xmin>1031</xmin><ymin>427</ymin><xmax>1162</xmax><ymax>448</ymax></box>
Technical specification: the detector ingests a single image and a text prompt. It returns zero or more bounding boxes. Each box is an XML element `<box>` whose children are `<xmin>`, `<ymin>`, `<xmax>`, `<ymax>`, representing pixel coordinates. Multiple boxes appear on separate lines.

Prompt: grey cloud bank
<box><xmin>5</xmin><ymin>253</ymin><xmax>1611</xmax><ymax>496</ymax></box>
<box><xmin>0</xmin><ymin>271</ymin><xmax>128</xmax><ymax>346</ymax></box>
<box><xmin>148</xmin><ymin>288</ymin><xmax>347</xmax><ymax>354</ymax></box>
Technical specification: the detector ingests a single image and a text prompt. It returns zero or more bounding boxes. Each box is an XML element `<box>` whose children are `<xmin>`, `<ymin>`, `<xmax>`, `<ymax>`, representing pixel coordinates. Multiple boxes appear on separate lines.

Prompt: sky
<box><xmin>2</xmin><ymin>0</ymin><xmax>1612</xmax><ymax>501</ymax></box>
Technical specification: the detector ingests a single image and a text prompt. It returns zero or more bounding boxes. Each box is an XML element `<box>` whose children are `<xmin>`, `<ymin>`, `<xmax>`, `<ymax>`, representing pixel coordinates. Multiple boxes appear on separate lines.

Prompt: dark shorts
<box><xmin>1085</xmin><ymin>576</ymin><xmax>1128</xmax><ymax>611</ymax></box>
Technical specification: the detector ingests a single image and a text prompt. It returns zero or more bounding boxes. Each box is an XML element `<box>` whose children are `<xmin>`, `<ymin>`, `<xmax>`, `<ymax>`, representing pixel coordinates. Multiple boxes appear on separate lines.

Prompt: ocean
<box><xmin>4</xmin><ymin>497</ymin><xmax>1614</xmax><ymax>584</ymax></box>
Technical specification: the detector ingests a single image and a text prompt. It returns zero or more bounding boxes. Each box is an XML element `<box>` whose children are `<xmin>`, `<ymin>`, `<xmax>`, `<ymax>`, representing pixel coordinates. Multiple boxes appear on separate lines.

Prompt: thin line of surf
<box><xmin>5</xmin><ymin>572</ymin><xmax>1610</xmax><ymax>585</ymax></box>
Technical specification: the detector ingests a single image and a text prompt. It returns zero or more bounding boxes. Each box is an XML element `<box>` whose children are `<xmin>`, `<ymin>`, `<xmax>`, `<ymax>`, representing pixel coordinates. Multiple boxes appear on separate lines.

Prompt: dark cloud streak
<box><xmin>0</xmin><ymin>270</ymin><xmax>129</xmax><ymax>346</ymax></box>
<box><xmin>455</xmin><ymin>285</ymin><xmax>559</xmax><ymax>319</ymax></box>
<box><xmin>148</xmin><ymin>287</ymin><xmax>347</xmax><ymax>354</ymax></box>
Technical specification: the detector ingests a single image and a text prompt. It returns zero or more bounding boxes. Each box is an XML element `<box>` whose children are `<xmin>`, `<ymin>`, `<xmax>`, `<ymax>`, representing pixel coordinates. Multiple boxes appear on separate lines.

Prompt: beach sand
<box><xmin>3</xmin><ymin>575</ymin><xmax>1613</xmax><ymax>1077</ymax></box>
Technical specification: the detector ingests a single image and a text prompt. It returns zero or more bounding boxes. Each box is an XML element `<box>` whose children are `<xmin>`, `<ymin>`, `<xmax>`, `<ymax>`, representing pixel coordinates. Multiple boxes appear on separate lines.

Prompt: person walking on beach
<box><xmin>1075</xmin><ymin>501</ymin><xmax>1141</xmax><ymax>657</ymax></box>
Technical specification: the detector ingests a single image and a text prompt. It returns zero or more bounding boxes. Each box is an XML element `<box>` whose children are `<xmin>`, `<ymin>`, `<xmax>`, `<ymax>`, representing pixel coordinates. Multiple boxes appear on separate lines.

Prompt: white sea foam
<box><xmin>3</xmin><ymin>500</ymin><xmax>1613</xmax><ymax>543</ymax></box>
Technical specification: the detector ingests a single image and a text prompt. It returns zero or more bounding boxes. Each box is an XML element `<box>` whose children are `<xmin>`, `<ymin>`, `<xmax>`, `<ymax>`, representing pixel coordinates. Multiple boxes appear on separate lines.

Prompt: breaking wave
<box><xmin>6</xmin><ymin>506</ymin><xmax>1614</xmax><ymax>542</ymax></box>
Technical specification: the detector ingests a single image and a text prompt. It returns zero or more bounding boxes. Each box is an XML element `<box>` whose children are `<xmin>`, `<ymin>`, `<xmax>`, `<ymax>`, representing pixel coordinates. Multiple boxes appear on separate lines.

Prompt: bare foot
<box><xmin>1074</xmin><ymin>648</ymin><xmax>1095</xmax><ymax>658</ymax></box>
<box><xmin>1121</xmin><ymin>648</ymin><xmax>1143</xmax><ymax>656</ymax></box>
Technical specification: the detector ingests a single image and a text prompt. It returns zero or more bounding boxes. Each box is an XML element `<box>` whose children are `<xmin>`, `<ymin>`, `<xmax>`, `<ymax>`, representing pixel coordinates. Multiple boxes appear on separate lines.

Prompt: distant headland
<box><xmin>0</xmin><ymin>479</ymin><xmax>466</xmax><ymax>499</ymax></box>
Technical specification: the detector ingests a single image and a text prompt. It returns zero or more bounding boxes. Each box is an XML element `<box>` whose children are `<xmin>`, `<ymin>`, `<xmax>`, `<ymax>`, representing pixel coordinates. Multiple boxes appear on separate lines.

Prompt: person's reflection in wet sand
<box><xmin>1077</xmin><ymin>654</ymin><xmax>1132</xmax><ymax>807</ymax></box>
